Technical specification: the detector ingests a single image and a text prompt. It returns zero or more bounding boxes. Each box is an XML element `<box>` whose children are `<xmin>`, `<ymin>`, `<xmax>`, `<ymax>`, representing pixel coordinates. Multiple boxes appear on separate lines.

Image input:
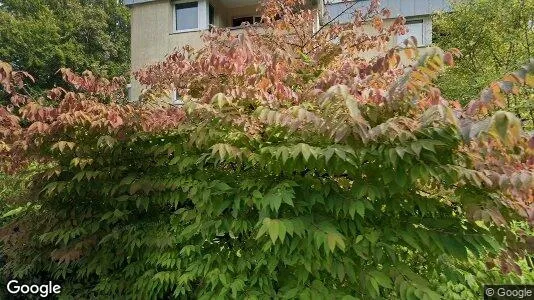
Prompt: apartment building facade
<box><xmin>124</xmin><ymin>0</ymin><xmax>451</xmax><ymax>100</ymax></box>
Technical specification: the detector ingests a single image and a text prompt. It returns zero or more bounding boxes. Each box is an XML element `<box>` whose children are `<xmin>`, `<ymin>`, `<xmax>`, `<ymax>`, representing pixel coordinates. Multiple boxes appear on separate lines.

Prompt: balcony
<box><xmin>172</xmin><ymin>0</ymin><xmax>261</xmax><ymax>34</ymax></box>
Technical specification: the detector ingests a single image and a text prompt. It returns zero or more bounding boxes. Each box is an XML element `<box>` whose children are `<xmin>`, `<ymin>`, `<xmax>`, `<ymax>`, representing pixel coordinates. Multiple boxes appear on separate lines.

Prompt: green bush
<box><xmin>2</xmin><ymin>85</ymin><xmax>533</xmax><ymax>299</ymax></box>
<box><xmin>0</xmin><ymin>0</ymin><xmax>532</xmax><ymax>298</ymax></box>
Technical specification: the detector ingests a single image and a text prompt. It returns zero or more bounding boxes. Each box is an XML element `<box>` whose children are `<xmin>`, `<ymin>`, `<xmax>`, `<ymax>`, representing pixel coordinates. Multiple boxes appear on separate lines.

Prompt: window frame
<box><xmin>173</xmin><ymin>0</ymin><xmax>200</xmax><ymax>33</ymax></box>
<box><xmin>396</xmin><ymin>18</ymin><xmax>427</xmax><ymax>47</ymax></box>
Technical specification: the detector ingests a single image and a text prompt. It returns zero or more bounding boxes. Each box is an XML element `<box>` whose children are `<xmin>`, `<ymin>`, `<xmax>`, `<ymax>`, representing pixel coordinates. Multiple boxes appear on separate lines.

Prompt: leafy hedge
<box><xmin>0</xmin><ymin>0</ymin><xmax>533</xmax><ymax>298</ymax></box>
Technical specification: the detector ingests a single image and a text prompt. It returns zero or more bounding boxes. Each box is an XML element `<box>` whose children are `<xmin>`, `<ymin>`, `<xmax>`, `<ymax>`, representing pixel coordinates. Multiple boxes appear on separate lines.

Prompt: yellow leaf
<box><xmin>526</xmin><ymin>74</ymin><xmax>534</xmax><ymax>87</ymax></box>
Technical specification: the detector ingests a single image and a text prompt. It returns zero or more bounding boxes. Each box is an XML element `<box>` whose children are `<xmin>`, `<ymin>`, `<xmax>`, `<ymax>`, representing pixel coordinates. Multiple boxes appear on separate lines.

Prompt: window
<box><xmin>232</xmin><ymin>16</ymin><xmax>262</xmax><ymax>27</ymax></box>
<box><xmin>209</xmin><ymin>4</ymin><xmax>215</xmax><ymax>26</ymax></box>
<box><xmin>397</xmin><ymin>19</ymin><xmax>424</xmax><ymax>47</ymax></box>
<box><xmin>175</xmin><ymin>2</ymin><xmax>198</xmax><ymax>31</ymax></box>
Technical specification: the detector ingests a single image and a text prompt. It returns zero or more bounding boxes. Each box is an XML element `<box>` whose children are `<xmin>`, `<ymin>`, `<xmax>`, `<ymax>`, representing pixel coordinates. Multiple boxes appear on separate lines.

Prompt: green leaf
<box><xmin>300</xmin><ymin>143</ymin><xmax>312</xmax><ymax>162</ymax></box>
<box><xmin>326</xmin><ymin>231</ymin><xmax>345</xmax><ymax>252</ymax></box>
<box><xmin>268</xmin><ymin>219</ymin><xmax>280</xmax><ymax>243</ymax></box>
<box><xmin>325</xmin><ymin>148</ymin><xmax>335</xmax><ymax>163</ymax></box>
<box><xmin>355</xmin><ymin>201</ymin><xmax>365</xmax><ymax>218</ymax></box>
<box><xmin>370</xmin><ymin>270</ymin><xmax>393</xmax><ymax>289</ymax></box>
<box><xmin>400</xmin><ymin>232</ymin><xmax>421</xmax><ymax>251</ymax></box>
<box><xmin>369</xmin><ymin>277</ymin><xmax>380</xmax><ymax>296</ymax></box>
<box><xmin>256</xmin><ymin>218</ymin><xmax>270</xmax><ymax>240</ymax></box>
<box><xmin>410</xmin><ymin>142</ymin><xmax>422</xmax><ymax>157</ymax></box>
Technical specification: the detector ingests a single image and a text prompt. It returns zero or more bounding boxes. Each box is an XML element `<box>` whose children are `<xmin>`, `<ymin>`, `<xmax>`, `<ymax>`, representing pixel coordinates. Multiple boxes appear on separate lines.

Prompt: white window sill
<box><xmin>171</xmin><ymin>28</ymin><xmax>202</xmax><ymax>34</ymax></box>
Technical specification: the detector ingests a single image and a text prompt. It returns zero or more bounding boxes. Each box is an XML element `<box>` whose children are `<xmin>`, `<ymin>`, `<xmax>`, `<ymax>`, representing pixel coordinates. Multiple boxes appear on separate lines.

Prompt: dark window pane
<box><xmin>176</xmin><ymin>2</ymin><xmax>198</xmax><ymax>31</ymax></box>
<box><xmin>209</xmin><ymin>4</ymin><xmax>214</xmax><ymax>25</ymax></box>
<box><xmin>232</xmin><ymin>16</ymin><xmax>254</xmax><ymax>27</ymax></box>
<box><xmin>406</xmin><ymin>19</ymin><xmax>423</xmax><ymax>25</ymax></box>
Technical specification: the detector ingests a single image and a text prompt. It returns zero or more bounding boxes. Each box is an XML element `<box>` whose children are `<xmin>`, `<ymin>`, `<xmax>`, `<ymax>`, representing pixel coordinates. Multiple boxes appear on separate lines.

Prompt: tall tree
<box><xmin>0</xmin><ymin>0</ymin><xmax>130</xmax><ymax>94</ymax></box>
<box><xmin>433</xmin><ymin>0</ymin><xmax>534</xmax><ymax>128</ymax></box>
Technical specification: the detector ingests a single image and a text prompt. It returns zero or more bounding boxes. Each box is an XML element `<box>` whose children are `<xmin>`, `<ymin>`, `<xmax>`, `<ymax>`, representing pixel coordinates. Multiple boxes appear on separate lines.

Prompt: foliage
<box><xmin>0</xmin><ymin>0</ymin><xmax>533</xmax><ymax>298</ymax></box>
<box><xmin>431</xmin><ymin>256</ymin><xmax>534</xmax><ymax>300</ymax></box>
<box><xmin>0</xmin><ymin>0</ymin><xmax>130</xmax><ymax>97</ymax></box>
<box><xmin>0</xmin><ymin>172</ymin><xmax>26</xmax><ymax>205</ymax></box>
<box><xmin>0</xmin><ymin>164</ymin><xmax>40</xmax><ymax>216</ymax></box>
<box><xmin>433</xmin><ymin>0</ymin><xmax>534</xmax><ymax>129</ymax></box>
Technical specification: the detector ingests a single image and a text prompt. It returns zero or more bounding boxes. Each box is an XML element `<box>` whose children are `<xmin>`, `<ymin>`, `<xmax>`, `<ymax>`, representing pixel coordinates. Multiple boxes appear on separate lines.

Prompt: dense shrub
<box><xmin>0</xmin><ymin>0</ymin><xmax>532</xmax><ymax>298</ymax></box>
